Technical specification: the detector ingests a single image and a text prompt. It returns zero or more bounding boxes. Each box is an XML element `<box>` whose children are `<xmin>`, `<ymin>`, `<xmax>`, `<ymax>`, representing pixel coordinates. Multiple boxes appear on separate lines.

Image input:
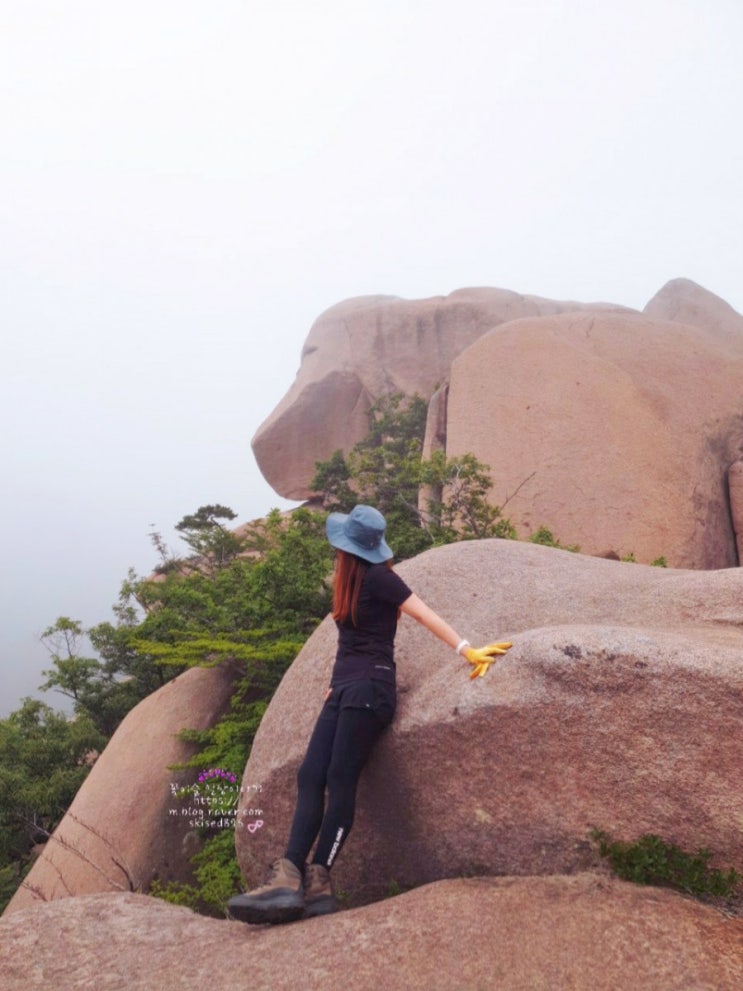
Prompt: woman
<box><xmin>227</xmin><ymin>504</ymin><xmax>510</xmax><ymax>925</ymax></box>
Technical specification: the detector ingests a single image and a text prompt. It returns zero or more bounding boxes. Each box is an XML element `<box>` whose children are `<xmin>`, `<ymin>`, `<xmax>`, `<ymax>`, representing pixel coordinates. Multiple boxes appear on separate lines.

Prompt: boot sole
<box><xmin>228</xmin><ymin>893</ymin><xmax>305</xmax><ymax>926</ymax></box>
<box><xmin>303</xmin><ymin>897</ymin><xmax>339</xmax><ymax>919</ymax></box>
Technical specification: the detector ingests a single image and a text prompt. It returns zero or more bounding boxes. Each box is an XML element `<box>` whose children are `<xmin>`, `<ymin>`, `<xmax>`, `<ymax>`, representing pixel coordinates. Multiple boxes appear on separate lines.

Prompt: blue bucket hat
<box><xmin>325</xmin><ymin>505</ymin><xmax>393</xmax><ymax>564</ymax></box>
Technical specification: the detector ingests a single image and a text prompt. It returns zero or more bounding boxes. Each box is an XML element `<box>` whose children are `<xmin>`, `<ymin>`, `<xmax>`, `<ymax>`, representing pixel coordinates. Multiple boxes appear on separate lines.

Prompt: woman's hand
<box><xmin>463</xmin><ymin>642</ymin><xmax>512</xmax><ymax>679</ymax></box>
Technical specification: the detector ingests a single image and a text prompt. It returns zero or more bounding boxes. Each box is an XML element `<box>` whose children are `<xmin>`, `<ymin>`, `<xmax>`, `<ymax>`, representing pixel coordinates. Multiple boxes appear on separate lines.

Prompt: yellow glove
<box><xmin>462</xmin><ymin>642</ymin><xmax>512</xmax><ymax>679</ymax></box>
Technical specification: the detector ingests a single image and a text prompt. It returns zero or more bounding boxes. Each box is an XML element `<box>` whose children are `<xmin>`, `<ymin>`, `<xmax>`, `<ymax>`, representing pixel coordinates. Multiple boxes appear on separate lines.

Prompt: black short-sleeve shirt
<box><xmin>330</xmin><ymin>563</ymin><xmax>412</xmax><ymax>686</ymax></box>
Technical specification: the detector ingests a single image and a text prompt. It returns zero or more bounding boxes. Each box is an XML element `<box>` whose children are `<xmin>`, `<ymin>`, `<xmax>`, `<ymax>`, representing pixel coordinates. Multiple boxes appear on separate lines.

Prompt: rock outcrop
<box><xmin>251</xmin><ymin>278</ymin><xmax>743</xmax><ymax>569</ymax></box>
<box><xmin>2</xmin><ymin>878</ymin><xmax>742</xmax><ymax>991</ymax></box>
<box><xmin>644</xmin><ymin>276</ymin><xmax>743</xmax><ymax>347</ymax></box>
<box><xmin>4</xmin><ymin>663</ymin><xmax>240</xmax><ymax>915</ymax></box>
<box><xmin>236</xmin><ymin>539</ymin><xmax>743</xmax><ymax>905</ymax></box>
<box><xmin>446</xmin><ymin>308</ymin><xmax>743</xmax><ymax>568</ymax></box>
<box><xmin>251</xmin><ymin>287</ymin><xmax>635</xmax><ymax>501</ymax></box>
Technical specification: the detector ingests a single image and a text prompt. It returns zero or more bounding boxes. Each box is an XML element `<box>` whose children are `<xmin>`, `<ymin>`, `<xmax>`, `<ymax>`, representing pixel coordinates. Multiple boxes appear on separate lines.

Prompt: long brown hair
<box><xmin>332</xmin><ymin>551</ymin><xmax>399</xmax><ymax>625</ymax></box>
<box><xmin>332</xmin><ymin>550</ymin><xmax>367</xmax><ymax>625</ymax></box>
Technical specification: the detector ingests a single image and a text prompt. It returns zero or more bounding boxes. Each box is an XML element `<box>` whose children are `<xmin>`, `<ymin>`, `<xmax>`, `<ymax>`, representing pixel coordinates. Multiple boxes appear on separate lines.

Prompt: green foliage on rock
<box><xmin>312</xmin><ymin>393</ymin><xmax>514</xmax><ymax>560</ymax></box>
<box><xmin>39</xmin><ymin>614</ymin><xmax>168</xmax><ymax>738</ymax></box>
<box><xmin>2</xmin><ymin>505</ymin><xmax>333</xmax><ymax>913</ymax></box>
<box><xmin>313</xmin><ymin>393</ymin><xmax>431</xmax><ymax>560</ymax></box>
<box><xmin>142</xmin><ymin>507</ymin><xmax>333</xmax><ymax>911</ymax></box>
<box><xmin>150</xmin><ymin>830</ymin><xmax>242</xmax><ymax>917</ymax></box>
<box><xmin>592</xmin><ymin>829</ymin><xmax>741</xmax><ymax>900</ymax></box>
<box><xmin>126</xmin><ymin>505</ymin><xmax>333</xmax><ymax>794</ymax></box>
<box><xmin>421</xmin><ymin>451</ymin><xmax>517</xmax><ymax>543</ymax></box>
<box><xmin>528</xmin><ymin>526</ymin><xmax>580</xmax><ymax>552</ymax></box>
<box><xmin>620</xmin><ymin>551</ymin><xmax>669</xmax><ymax>566</ymax></box>
<box><xmin>174</xmin><ymin>504</ymin><xmax>242</xmax><ymax>571</ymax></box>
<box><xmin>0</xmin><ymin>698</ymin><xmax>105</xmax><ymax>912</ymax></box>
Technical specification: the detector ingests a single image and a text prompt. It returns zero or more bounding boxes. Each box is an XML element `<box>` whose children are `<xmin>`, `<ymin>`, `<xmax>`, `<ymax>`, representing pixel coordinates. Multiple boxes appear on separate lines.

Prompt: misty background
<box><xmin>2</xmin><ymin>1</ymin><xmax>741</xmax><ymax>715</ymax></box>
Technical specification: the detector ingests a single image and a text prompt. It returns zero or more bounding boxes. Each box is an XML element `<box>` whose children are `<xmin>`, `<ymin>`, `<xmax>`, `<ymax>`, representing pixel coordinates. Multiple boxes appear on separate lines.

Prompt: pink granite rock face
<box><xmin>251</xmin><ymin>278</ymin><xmax>743</xmax><ymax>569</ymax></box>
<box><xmin>644</xmin><ymin>276</ymin><xmax>743</xmax><ymax>347</ymax></box>
<box><xmin>3</xmin><ymin>878</ymin><xmax>740</xmax><ymax>991</ymax></box>
<box><xmin>252</xmin><ymin>288</ymin><xmax>634</xmax><ymax>500</ymax></box>
<box><xmin>235</xmin><ymin>539</ymin><xmax>743</xmax><ymax>906</ymax></box>
<box><xmin>3</xmin><ymin>663</ymin><xmax>239</xmax><ymax>915</ymax></box>
<box><xmin>445</xmin><ymin>307</ymin><xmax>743</xmax><ymax>568</ymax></box>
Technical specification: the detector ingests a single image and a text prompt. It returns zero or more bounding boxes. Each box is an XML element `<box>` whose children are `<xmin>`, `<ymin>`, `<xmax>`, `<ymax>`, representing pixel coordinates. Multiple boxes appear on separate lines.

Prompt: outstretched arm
<box><xmin>400</xmin><ymin>593</ymin><xmax>465</xmax><ymax>651</ymax></box>
<box><xmin>400</xmin><ymin>593</ymin><xmax>512</xmax><ymax>678</ymax></box>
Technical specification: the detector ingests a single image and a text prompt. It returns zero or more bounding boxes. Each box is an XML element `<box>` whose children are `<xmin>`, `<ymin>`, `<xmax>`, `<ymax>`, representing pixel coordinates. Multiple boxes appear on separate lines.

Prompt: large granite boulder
<box><xmin>236</xmin><ymin>540</ymin><xmax>743</xmax><ymax>905</ymax></box>
<box><xmin>2</xmin><ymin>878</ymin><xmax>741</xmax><ymax>991</ymax></box>
<box><xmin>445</xmin><ymin>305</ymin><xmax>743</xmax><ymax>568</ymax></box>
<box><xmin>251</xmin><ymin>287</ymin><xmax>634</xmax><ymax>500</ymax></box>
<box><xmin>3</xmin><ymin>663</ymin><xmax>239</xmax><ymax>915</ymax></box>
<box><xmin>251</xmin><ymin>278</ymin><xmax>743</xmax><ymax>569</ymax></box>
<box><xmin>644</xmin><ymin>275</ymin><xmax>743</xmax><ymax>346</ymax></box>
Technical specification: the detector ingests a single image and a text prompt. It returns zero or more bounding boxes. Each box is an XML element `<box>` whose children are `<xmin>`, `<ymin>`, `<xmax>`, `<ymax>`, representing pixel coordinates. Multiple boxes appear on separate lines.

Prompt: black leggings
<box><xmin>284</xmin><ymin>680</ymin><xmax>394</xmax><ymax>871</ymax></box>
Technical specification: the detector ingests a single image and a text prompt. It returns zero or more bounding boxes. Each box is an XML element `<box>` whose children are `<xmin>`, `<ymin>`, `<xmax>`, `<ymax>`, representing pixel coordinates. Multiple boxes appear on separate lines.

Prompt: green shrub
<box><xmin>529</xmin><ymin>526</ymin><xmax>579</xmax><ymax>552</ymax></box>
<box><xmin>148</xmin><ymin>878</ymin><xmax>200</xmax><ymax>910</ymax></box>
<box><xmin>620</xmin><ymin>552</ymin><xmax>669</xmax><ymax>566</ymax></box>
<box><xmin>591</xmin><ymin>829</ymin><xmax>741</xmax><ymax>899</ymax></box>
<box><xmin>149</xmin><ymin>830</ymin><xmax>243</xmax><ymax>916</ymax></box>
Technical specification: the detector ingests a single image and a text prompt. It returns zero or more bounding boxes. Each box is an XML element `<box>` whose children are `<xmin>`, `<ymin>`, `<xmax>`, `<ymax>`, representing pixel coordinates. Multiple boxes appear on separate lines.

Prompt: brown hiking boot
<box><xmin>227</xmin><ymin>858</ymin><xmax>304</xmax><ymax>925</ymax></box>
<box><xmin>303</xmin><ymin>863</ymin><xmax>339</xmax><ymax>918</ymax></box>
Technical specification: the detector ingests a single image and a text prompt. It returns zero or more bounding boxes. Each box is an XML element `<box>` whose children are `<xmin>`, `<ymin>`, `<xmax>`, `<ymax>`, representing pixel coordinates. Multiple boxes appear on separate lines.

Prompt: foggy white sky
<box><xmin>2</xmin><ymin>0</ymin><xmax>742</xmax><ymax>715</ymax></box>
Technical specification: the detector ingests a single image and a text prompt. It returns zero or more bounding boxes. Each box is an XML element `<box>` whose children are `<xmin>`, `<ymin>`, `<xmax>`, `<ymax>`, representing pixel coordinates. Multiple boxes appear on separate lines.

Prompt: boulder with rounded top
<box><xmin>236</xmin><ymin>539</ymin><xmax>743</xmax><ymax>905</ymax></box>
<box><xmin>251</xmin><ymin>287</ymin><xmax>635</xmax><ymax>500</ymax></box>
<box><xmin>252</xmin><ymin>278</ymin><xmax>743</xmax><ymax>568</ymax></box>
<box><xmin>2</xmin><ymin>878</ymin><xmax>741</xmax><ymax>991</ymax></box>
<box><xmin>3</xmin><ymin>662</ymin><xmax>239</xmax><ymax>915</ymax></box>
<box><xmin>445</xmin><ymin>306</ymin><xmax>743</xmax><ymax>568</ymax></box>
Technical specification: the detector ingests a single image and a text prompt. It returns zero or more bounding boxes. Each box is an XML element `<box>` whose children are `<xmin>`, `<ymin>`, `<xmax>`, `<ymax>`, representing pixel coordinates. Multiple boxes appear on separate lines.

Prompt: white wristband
<box><xmin>455</xmin><ymin>639</ymin><xmax>470</xmax><ymax>656</ymax></box>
